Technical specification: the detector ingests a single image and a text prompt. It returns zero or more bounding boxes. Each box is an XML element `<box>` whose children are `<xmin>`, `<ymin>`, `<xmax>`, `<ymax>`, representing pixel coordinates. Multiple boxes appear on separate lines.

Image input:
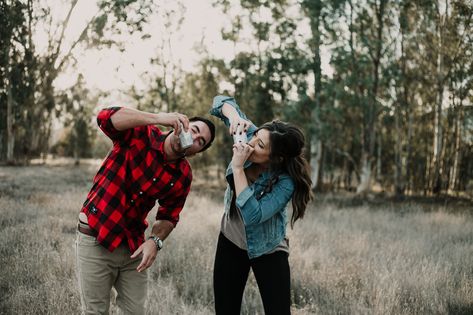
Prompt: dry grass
<box><xmin>0</xmin><ymin>164</ymin><xmax>472</xmax><ymax>314</ymax></box>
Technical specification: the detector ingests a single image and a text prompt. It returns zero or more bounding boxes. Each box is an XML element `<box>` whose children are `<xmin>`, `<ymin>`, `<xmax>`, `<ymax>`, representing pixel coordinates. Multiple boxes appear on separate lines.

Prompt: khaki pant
<box><xmin>76</xmin><ymin>230</ymin><xmax>148</xmax><ymax>315</ymax></box>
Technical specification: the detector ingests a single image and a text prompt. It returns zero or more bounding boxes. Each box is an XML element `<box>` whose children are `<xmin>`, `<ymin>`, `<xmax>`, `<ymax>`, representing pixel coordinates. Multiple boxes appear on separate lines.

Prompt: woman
<box><xmin>210</xmin><ymin>95</ymin><xmax>313</xmax><ymax>314</ymax></box>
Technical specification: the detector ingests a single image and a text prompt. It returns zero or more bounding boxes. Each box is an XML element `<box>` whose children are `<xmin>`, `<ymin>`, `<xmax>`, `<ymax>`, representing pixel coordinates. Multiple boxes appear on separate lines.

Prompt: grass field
<box><xmin>0</xmin><ymin>164</ymin><xmax>472</xmax><ymax>314</ymax></box>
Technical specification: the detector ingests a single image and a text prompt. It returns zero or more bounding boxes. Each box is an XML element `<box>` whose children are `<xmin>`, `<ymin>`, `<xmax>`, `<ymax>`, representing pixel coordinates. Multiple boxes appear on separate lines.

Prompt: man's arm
<box><xmin>150</xmin><ymin>219</ymin><xmax>174</xmax><ymax>241</ymax></box>
<box><xmin>130</xmin><ymin>220</ymin><xmax>174</xmax><ymax>273</ymax></box>
<box><xmin>110</xmin><ymin>107</ymin><xmax>190</xmax><ymax>134</ymax></box>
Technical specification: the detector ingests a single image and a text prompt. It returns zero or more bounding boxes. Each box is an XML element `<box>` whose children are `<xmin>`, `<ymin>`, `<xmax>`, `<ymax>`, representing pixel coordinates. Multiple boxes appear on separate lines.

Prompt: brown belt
<box><xmin>77</xmin><ymin>223</ymin><xmax>97</xmax><ymax>237</ymax></box>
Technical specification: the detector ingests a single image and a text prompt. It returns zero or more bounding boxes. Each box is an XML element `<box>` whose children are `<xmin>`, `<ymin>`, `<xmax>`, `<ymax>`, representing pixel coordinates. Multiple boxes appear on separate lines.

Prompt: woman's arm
<box><xmin>222</xmin><ymin>104</ymin><xmax>252</xmax><ymax>136</ymax></box>
<box><xmin>236</xmin><ymin>175</ymin><xmax>295</xmax><ymax>226</ymax></box>
<box><xmin>209</xmin><ymin>95</ymin><xmax>257</xmax><ymax>136</ymax></box>
<box><xmin>231</xmin><ymin>142</ymin><xmax>254</xmax><ymax>196</ymax></box>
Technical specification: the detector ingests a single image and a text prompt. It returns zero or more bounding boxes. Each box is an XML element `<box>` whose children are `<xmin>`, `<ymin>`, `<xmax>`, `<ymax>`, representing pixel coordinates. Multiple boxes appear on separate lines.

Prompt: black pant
<box><xmin>213</xmin><ymin>233</ymin><xmax>291</xmax><ymax>315</ymax></box>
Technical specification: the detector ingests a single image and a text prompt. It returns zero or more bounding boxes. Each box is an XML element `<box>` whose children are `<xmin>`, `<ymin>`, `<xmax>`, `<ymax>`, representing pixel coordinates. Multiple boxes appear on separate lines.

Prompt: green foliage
<box><xmin>206</xmin><ymin>0</ymin><xmax>473</xmax><ymax>195</ymax></box>
<box><xmin>53</xmin><ymin>74</ymin><xmax>96</xmax><ymax>159</ymax></box>
<box><xmin>0</xmin><ymin>0</ymin><xmax>154</xmax><ymax>163</ymax></box>
<box><xmin>2</xmin><ymin>0</ymin><xmax>472</xmax><ymax>195</ymax></box>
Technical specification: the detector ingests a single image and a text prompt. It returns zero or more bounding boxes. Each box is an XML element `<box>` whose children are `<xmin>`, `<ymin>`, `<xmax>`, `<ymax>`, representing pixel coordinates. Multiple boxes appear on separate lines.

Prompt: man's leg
<box><xmin>76</xmin><ymin>231</ymin><xmax>118</xmax><ymax>315</ymax></box>
<box><xmin>114</xmin><ymin>244</ymin><xmax>148</xmax><ymax>315</ymax></box>
<box><xmin>251</xmin><ymin>251</ymin><xmax>291</xmax><ymax>315</ymax></box>
<box><xmin>213</xmin><ymin>233</ymin><xmax>251</xmax><ymax>315</ymax></box>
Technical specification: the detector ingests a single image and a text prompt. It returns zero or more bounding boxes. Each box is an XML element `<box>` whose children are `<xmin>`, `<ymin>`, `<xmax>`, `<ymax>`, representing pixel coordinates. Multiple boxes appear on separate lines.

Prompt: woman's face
<box><xmin>248</xmin><ymin>128</ymin><xmax>271</xmax><ymax>165</ymax></box>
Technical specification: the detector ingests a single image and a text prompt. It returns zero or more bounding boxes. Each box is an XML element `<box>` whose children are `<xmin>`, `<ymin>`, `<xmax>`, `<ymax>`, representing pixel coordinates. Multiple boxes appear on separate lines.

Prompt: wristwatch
<box><xmin>148</xmin><ymin>235</ymin><xmax>163</xmax><ymax>251</ymax></box>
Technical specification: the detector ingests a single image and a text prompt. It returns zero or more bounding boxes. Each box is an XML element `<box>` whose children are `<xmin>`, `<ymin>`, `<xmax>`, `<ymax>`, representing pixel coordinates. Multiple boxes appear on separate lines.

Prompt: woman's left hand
<box><xmin>231</xmin><ymin>143</ymin><xmax>254</xmax><ymax>170</ymax></box>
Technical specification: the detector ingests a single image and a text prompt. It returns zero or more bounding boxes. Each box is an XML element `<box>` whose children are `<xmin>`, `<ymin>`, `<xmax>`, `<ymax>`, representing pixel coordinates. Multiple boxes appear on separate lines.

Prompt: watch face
<box><xmin>157</xmin><ymin>239</ymin><xmax>163</xmax><ymax>249</ymax></box>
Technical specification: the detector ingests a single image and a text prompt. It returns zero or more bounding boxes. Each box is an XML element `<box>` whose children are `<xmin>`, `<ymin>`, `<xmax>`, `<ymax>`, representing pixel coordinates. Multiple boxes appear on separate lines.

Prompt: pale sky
<box><xmin>51</xmin><ymin>0</ymin><xmax>331</xmax><ymax>98</ymax></box>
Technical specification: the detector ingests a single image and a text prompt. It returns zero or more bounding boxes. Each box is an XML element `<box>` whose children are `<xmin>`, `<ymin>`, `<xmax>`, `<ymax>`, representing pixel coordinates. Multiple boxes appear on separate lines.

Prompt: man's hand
<box><xmin>156</xmin><ymin>112</ymin><xmax>189</xmax><ymax>135</ymax></box>
<box><xmin>131</xmin><ymin>240</ymin><xmax>158</xmax><ymax>272</ymax></box>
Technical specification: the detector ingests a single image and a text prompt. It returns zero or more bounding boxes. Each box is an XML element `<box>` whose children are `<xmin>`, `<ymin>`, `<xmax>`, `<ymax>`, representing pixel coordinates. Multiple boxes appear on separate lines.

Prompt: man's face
<box><xmin>180</xmin><ymin>120</ymin><xmax>212</xmax><ymax>156</ymax></box>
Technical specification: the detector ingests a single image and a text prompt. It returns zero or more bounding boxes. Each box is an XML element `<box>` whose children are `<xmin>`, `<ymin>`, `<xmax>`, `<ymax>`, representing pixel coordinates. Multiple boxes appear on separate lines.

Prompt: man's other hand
<box><xmin>131</xmin><ymin>240</ymin><xmax>158</xmax><ymax>272</ymax></box>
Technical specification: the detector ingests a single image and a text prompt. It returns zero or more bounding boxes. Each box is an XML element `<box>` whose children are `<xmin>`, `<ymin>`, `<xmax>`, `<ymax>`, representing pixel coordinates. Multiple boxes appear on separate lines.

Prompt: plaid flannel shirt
<box><xmin>80</xmin><ymin>107</ymin><xmax>192</xmax><ymax>252</ymax></box>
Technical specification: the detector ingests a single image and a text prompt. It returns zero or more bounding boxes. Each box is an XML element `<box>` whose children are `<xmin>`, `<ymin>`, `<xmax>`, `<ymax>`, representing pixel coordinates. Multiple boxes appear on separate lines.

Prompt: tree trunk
<box><xmin>449</xmin><ymin>102</ymin><xmax>462</xmax><ymax>193</ymax></box>
<box><xmin>405</xmin><ymin>105</ymin><xmax>413</xmax><ymax>194</ymax></box>
<box><xmin>430</xmin><ymin>0</ymin><xmax>448</xmax><ymax>195</ymax></box>
<box><xmin>303</xmin><ymin>0</ymin><xmax>324</xmax><ymax>191</ymax></box>
<box><xmin>396</xmin><ymin>11</ymin><xmax>409</xmax><ymax>197</ymax></box>
<box><xmin>431</xmin><ymin>79</ymin><xmax>444</xmax><ymax>194</ymax></box>
<box><xmin>6</xmin><ymin>76</ymin><xmax>14</xmax><ymax>162</ymax></box>
<box><xmin>394</xmin><ymin>100</ymin><xmax>403</xmax><ymax>196</ymax></box>
<box><xmin>310</xmin><ymin>138</ymin><xmax>322</xmax><ymax>189</ymax></box>
<box><xmin>357</xmin><ymin>153</ymin><xmax>372</xmax><ymax>194</ymax></box>
<box><xmin>3</xmin><ymin>26</ymin><xmax>14</xmax><ymax>162</ymax></box>
<box><xmin>356</xmin><ymin>0</ymin><xmax>386</xmax><ymax>194</ymax></box>
<box><xmin>376</xmin><ymin>132</ymin><xmax>382</xmax><ymax>184</ymax></box>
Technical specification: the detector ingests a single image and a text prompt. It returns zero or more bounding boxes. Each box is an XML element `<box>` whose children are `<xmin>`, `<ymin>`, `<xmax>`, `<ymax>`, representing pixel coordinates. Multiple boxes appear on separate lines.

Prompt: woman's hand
<box><xmin>229</xmin><ymin>116</ymin><xmax>251</xmax><ymax>136</ymax></box>
<box><xmin>231</xmin><ymin>143</ymin><xmax>254</xmax><ymax>170</ymax></box>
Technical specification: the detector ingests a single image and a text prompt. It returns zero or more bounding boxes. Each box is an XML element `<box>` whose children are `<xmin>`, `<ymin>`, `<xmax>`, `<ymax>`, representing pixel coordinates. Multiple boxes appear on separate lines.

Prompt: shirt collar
<box><xmin>149</xmin><ymin>126</ymin><xmax>167</xmax><ymax>152</ymax></box>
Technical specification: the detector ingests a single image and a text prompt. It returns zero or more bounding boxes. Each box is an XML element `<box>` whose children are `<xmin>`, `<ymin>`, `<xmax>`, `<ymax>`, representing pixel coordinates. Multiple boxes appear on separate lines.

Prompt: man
<box><xmin>76</xmin><ymin>106</ymin><xmax>215</xmax><ymax>314</ymax></box>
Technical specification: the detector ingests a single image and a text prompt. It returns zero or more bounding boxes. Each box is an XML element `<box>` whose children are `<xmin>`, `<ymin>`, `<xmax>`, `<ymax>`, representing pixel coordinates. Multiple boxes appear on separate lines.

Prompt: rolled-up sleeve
<box><xmin>155</xmin><ymin>183</ymin><xmax>190</xmax><ymax>227</ymax></box>
<box><xmin>236</xmin><ymin>176</ymin><xmax>295</xmax><ymax>226</ymax></box>
<box><xmin>97</xmin><ymin>107</ymin><xmax>133</xmax><ymax>143</ymax></box>
<box><xmin>209</xmin><ymin>96</ymin><xmax>247</xmax><ymax>126</ymax></box>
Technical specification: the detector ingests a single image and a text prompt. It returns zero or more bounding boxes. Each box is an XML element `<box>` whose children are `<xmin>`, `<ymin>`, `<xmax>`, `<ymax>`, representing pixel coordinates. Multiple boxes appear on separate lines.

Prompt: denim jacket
<box><xmin>210</xmin><ymin>95</ymin><xmax>295</xmax><ymax>258</ymax></box>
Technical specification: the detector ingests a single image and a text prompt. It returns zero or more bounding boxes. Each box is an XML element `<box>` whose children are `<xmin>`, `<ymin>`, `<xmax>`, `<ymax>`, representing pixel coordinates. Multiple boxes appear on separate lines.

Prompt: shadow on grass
<box><xmin>448</xmin><ymin>302</ymin><xmax>473</xmax><ymax>315</ymax></box>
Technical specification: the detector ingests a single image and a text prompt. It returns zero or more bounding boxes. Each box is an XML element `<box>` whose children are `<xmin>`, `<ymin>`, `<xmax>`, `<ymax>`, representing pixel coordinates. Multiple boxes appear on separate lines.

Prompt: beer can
<box><xmin>179</xmin><ymin>123</ymin><xmax>193</xmax><ymax>149</ymax></box>
<box><xmin>233</xmin><ymin>132</ymin><xmax>247</xmax><ymax>144</ymax></box>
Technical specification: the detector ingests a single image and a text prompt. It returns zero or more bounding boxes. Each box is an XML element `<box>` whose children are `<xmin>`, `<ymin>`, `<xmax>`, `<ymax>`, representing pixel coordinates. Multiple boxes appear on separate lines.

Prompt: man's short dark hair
<box><xmin>189</xmin><ymin>116</ymin><xmax>215</xmax><ymax>152</ymax></box>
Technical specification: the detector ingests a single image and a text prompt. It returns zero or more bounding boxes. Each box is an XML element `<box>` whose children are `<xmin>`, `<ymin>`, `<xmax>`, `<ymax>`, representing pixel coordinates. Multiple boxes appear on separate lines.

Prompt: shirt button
<box><xmin>131</xmin><ymin>199</ymin><xmax>135</xmax><ymax>204</ymax></box>
<box><xmin>152</xmin><ymin>178</ymin><xmax>157</xmax><ymax>182</ymax></box>
<box><xmin>170</xmin><ymin>182</ymin><xmax>174</xmax><ymax>187</ymax></box>
<box><xmin>139</xmin><ymin>191</ymin><xmax>143</xmax><ymax>195</ymax></box>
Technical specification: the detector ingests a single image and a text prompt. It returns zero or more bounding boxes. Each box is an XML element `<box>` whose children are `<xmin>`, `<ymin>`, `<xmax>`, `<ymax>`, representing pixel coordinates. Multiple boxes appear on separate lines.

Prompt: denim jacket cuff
<box><xmin>209</xmin><ymin>95</ymin><xmax>246</xmax><ymax>126</ymax></box>
<box><xmin>236</xmin><ymin>186</ymin><xmax>261</xmax><ymax>225</ymax></box>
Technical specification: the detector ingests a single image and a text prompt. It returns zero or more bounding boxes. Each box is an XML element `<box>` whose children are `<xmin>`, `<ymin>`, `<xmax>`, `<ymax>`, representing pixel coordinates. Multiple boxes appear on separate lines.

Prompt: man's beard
<box><xmin>171</xmin><ymin>136</ymin><xmax>187</xmax><ymax>156</ymax></box>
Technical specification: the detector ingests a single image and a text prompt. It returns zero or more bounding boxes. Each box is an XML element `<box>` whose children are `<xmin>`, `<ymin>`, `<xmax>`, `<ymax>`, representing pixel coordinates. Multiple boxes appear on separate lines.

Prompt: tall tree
<box><xmin>0</xmin><ymin>0</ymin><xmax>154</xmax><ymax>163</ymax></box>
<box><xmin>56</xmin><ymin>74</ymin><xmax>97</xmax><ymax>164</ymax></box>
<box><xmin>415</xmin><ymin>0</ymin><xmax>472</xmax><ymax>194</ymax></box>
<box><xmin>301</xmin><ymin>0</ymin><xmax>346</xmax><ymax>191</ymax></box>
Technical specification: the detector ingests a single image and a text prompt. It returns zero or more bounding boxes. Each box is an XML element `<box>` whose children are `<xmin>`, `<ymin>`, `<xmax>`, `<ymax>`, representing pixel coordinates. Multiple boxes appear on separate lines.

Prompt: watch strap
<box><xmin>148</xmin><ymin>235</ymin><xmax>163</xmax><ymax>250</ymax></box>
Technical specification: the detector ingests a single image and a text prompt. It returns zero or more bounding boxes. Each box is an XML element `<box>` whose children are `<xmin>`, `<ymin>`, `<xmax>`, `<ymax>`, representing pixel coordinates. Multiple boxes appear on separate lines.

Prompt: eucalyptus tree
<box><xmin>0</xmin><ymin>0</ymin><xmax>154</xmax><ymax>163</ymax></box>
<box><xmin>300</xmin><ymin>0</ymin><xmax>347</xmax><ymax>191</ymax></box>
<box><xmin>443</xmin><ymin>1</ymin><xmax>473</xmax><ymax>193</ymax></box>
<box><xmin>411</xmin><ymin>0</ymin><xmax>473</xmax><ymax>194</ymax></box>
<box><xmin>0</xmin><ymin>0</ymin><xmax>35</xmax><ymax>162</ymax></box>
<box><xmin>55</xmin><ymin>73</ymin><xmax>98</xmax><ymax>164</ymax></box>
<box><xmin>326</xmin><ymin>0</ymin><xmax>396</xmax><ymax>193</ymax></box>
<box><xmin>214</xmin><ymin>0</ymin><xmax>307</xmax><ymax>125</ymax></box>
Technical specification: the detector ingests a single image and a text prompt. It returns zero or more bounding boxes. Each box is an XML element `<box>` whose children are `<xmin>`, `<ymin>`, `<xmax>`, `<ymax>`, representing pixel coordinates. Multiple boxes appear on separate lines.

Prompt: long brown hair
<box><xmin>258</xmin><ymin>120</ymin><xmax>313</xmax><ymax>227</ymax></box>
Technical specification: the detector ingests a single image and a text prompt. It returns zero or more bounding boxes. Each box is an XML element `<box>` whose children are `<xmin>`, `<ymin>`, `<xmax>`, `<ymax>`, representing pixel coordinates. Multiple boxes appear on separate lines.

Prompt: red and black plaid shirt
<box><xmin>80</xmin><ymin>107</ymin><xmax>192</xmax><ymax>252</ymax></box>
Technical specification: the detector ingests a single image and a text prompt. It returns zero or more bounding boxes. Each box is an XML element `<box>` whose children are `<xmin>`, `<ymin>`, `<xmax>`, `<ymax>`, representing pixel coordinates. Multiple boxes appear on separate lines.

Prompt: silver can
<box><xmin>179</xmin><ymin>123</ymin><xmax>193</xmax><ymax>149</ymax></box>
<box><xmin>233</xmin><ymin>132</ymin><xmax>247</xmax><ymax>144</ymax></box>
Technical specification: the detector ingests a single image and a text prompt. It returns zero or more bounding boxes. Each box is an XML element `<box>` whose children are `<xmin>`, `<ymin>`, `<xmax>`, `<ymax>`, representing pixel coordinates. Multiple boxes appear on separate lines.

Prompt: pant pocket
<box><xmin>77</xmin><ymin>231</ymin><xmax>99</xmax><ymax>247</ymax></box>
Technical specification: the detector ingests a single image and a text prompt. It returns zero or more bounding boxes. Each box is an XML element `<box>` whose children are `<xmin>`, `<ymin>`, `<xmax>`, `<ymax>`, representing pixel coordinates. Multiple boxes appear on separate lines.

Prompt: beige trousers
<box><xmin>76</xmin><ymin>230</ymin><xmax>148</xmax><ymax>315</ymax></box>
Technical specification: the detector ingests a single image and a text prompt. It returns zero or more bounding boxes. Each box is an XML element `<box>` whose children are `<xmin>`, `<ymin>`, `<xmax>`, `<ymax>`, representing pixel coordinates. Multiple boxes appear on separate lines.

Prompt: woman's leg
<box><xmin>213</xmin><ymin>233</ymin><xmax>251</xmax><ymax>315</ymax></box>
<box><xmin>251</xmin><ymin>251</ymin><xmax>291</xmax><ymax>315</ymax></box>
